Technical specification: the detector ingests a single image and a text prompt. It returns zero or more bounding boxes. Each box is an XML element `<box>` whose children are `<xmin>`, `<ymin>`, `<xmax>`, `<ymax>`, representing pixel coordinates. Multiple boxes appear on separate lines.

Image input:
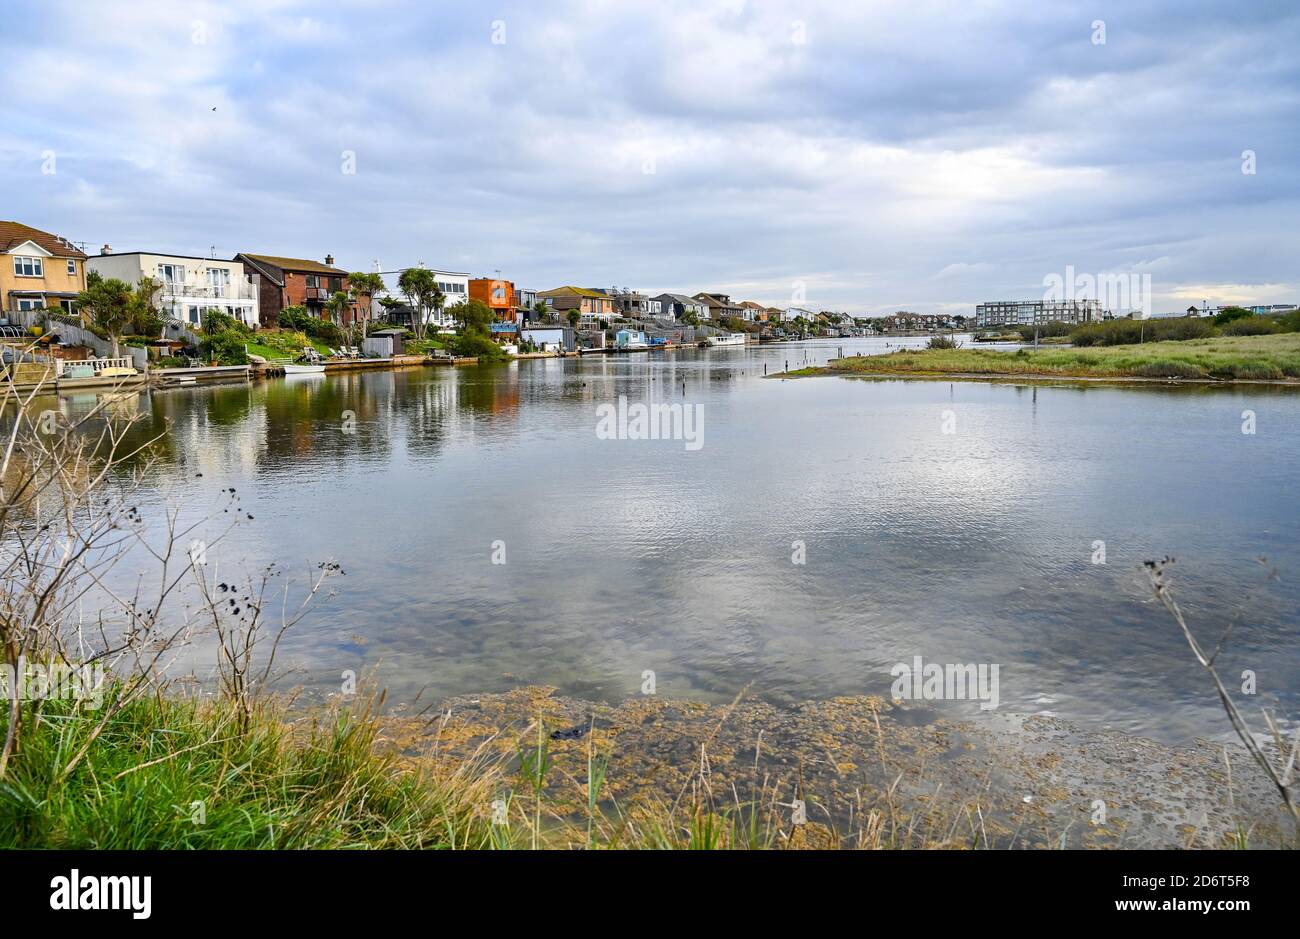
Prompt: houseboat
<box><xmin>706</xmin><ymin>333</ymin><xmax>747</xmax><ymax>347</ymax></box>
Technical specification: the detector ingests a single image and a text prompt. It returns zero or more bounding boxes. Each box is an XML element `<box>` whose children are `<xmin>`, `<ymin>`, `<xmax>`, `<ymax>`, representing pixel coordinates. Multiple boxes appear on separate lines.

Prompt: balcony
<box><xmin>159</xmin><ymin>282</ymin><xmax>257</xmax><ymax>301</ymax></box>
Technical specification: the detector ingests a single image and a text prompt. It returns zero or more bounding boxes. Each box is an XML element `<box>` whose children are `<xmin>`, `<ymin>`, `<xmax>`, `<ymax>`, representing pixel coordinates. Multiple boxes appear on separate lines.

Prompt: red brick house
<box><xmin>235</xmin><ymin>253</ymin><xmax>355</xmax><ymax>327</ymax></box>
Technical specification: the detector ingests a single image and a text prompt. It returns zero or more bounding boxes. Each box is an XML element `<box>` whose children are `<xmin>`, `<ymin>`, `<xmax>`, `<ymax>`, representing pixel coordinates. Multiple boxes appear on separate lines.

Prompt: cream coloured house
<box><xmin>86</xmin><ymin>249</ymin><xmax>259</xmax><ymax>327</ymax></box>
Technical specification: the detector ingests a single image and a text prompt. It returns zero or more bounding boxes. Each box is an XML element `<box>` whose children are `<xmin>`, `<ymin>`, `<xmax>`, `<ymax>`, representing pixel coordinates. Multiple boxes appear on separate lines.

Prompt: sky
<box><xmin>4</xmin><ymin>0</ymin><xmax>1298</xmax><ymax>316</ymax></box>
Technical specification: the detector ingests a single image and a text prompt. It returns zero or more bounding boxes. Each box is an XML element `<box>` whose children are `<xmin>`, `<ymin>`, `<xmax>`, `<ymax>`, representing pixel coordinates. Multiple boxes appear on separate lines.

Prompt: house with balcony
<box><xmin>86</xmin><ymin>249</ymin><xmax>259</xmax><ymax>328</ymax></box>
<box><xmin>651</xmin><ymin>293</ymin><xmax>708</xmax><ymax>321</ymax></box>
<box><xmin>0</xmin><ymin>220</ymin><xmax>87</xmax><ymax>314</ymax></box>
<box><xmin>235</xmin><ymin>253</ymin><xmax>354</xmax><ymax>326</ymax></box>
<box><xmin>538</xmin><ymin>286</ymin><xmax>616</xmax><ymax>324</ymax></box>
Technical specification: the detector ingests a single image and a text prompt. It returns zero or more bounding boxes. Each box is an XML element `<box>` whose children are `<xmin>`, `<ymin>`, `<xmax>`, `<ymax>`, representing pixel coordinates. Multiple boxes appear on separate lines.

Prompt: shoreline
<box><xmin>777</xmin><ymin>367</ymin><xmax>1300</xmax><ymax>387</ymax></box>
<box><xmin>386</xmin><ymin>685</ymin><xmax>1292</xmax><ymax>849</ymax></box>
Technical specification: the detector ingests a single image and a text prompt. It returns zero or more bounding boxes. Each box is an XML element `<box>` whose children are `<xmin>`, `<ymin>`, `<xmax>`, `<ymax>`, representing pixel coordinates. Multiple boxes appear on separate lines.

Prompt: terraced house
<box><xmin>0</xmin><ymin>220</ymin><xmax>86</xmax><ymax>314</ymax></box>
<box><xmin>236</xmin><ymin>252</ymin><xmax>354</xmax><ymax>326</ymax></box>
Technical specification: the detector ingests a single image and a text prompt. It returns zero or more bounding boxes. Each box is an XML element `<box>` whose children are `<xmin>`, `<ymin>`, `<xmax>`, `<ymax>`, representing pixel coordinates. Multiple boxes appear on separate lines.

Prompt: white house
<box><xmin>374</xmin><ymin>267</ymin><xmax>470</xmax><ymax>328</ymax></box>
<box><xmin>86</xmin><ymin>249</ymin><xmax>259</xmax><ymax>327</ymax></box>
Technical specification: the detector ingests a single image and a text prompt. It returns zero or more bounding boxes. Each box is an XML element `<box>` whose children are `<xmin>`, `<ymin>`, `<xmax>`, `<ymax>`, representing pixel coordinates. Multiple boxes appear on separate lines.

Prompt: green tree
<box><xmin>449</xmin><ymin>299</ymin><xmax>495</xmax><ymax>334</ymax></box>
<box><xmin>324</xmin><ymin>291</ymin><xmax>352</xmax><ymax>334</ymax></box>
<box><xmin>348</xmin><ymin>271</ymin><xmax>385</xmax><ymax>338</ymax></box>
<box><xmin>567</xmin><ymin>309</ymin><xmax>581</xmax><ymax>329</ymax></box>
<box><xmin>397</xmin><ymin>268</ymin><xmax>444</xmax><ymax>341</ymax></box>
<box><xmin>74</xmin><ymin>270</ymin><xmax>133</xmax><ymax>355</ymax></box>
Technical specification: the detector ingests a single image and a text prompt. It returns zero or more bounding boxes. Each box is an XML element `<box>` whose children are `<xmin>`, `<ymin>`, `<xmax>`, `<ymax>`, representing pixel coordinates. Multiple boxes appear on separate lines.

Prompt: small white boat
<box><xmin>283</xmin><ymin>363</ymin><xmax>325</xmax><ymax>375</ymax></box>
<box><xmin>706</xmin><ymin>333</ymin><xmax>747</xmax><ymax>347</ymax></box>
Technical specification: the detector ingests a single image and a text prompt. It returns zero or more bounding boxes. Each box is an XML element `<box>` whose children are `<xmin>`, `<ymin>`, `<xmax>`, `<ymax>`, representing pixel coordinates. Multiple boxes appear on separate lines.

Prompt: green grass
<box><xmin>0</xmin><ymin>691</ymin><xmax>493</xmax><ymax>849</ymax></box>
<box><xmin>797</xmin><ymin>333</ymin><xmax>1300</xmax><ymax>382</ymax></box>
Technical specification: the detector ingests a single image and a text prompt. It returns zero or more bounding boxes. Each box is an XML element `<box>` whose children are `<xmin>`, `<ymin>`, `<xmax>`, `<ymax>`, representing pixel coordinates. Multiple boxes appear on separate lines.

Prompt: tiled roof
<box><xmin>540</xmin><ymin>285</ymin><xmax>608</xmax><ymax>298</ymax></box>
<box><xmin>0</xmin><ymin>221</ymin><xmax>87</xmax><ymax>259</ymax></box>
<box><xmin>240</xmin><ymin>254</ymin><xmax>347</xmax><ymax>275</ymax></box>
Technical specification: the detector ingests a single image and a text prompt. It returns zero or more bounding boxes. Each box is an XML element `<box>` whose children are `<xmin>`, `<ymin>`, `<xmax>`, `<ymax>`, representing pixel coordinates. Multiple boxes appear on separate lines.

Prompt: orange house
<box><xmin>469</xmin><ymin>278</ymin><xmax>515</xmax><ymax>319</ymax></box>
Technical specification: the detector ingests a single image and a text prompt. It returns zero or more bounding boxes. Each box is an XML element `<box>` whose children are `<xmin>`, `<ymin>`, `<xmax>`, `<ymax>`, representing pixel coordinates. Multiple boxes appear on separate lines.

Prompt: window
<box><xmin>305</xmin><ymin>275</ymin><xmax>319</xmax><ymax>288</ymax></box>
<box><xmin>327</xmin><ymin>277</ymin><xmax>342</xmax><ymax>291</ymax></box>
<box><xmin>207</xmin><ymin>267</ymin><xmax>231</xmax><ymax>297</ymax></box>
<box><xmin>67</xmin><ymin>259</ymin><xmax>77</xmax><ymax>276</ymax></box>
<box><xmin>13</xmin><ymin>256</ymin><xmax>43</xmax><ymax>277</ymax></box>
<box><xmin>158</xmin><ymin>263</ymin><xmax>185</xmax><ymax>285</ymax></box>
<box><xmin>188</xmin><ymin>306</ymin><xmax>201</xmax><ymax>324</ymax></box>
<box><xmin>16</xmin><ymin>297</ymin><xmax>41</xmax><ymax>311</ymax></box>
<box><xmin>59</xmin><ymin>299</ymin><xmax>74</xmax><ymax>313</ymax></box>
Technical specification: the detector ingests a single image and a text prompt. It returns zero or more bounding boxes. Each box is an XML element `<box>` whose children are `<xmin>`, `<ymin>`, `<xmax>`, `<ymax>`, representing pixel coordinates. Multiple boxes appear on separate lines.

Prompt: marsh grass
<box><xmin>804</xmin><ymin>333</ymin><xmax>1300</xmax><ymax>381</ymax></box>
<box><xmin>1</xmin><ymin>683</ymin><xmax>1012</xmax><ymax>850</ymax></box>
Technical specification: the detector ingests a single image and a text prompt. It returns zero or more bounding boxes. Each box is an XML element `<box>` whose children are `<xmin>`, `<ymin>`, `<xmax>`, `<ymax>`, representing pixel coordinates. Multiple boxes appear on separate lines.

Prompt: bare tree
<box><xmin>1145</xmin><ymin>557</ymin><xmax>1299</xmax><ymax>822</ymax></box>
<box><xmin>0</xmin><ymin>342</ymin><xmax>336</xmax><ymax>778</ymax></box>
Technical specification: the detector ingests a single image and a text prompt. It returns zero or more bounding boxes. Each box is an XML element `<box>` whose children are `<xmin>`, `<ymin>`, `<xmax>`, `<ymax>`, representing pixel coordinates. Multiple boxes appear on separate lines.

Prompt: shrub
<box><xmin>1014</xmin><ymin>320</ymin><xmax>1073</xmax><ymax>341</ymax></box>
<box><xmin>1220</xmin><ymin>317</ymin><xmax>1279</xmax><ymax>336</ymax></box>
<box><xmin>1070</xmin><ymin>316</ymin><xmax>1215</xmax><ymax>346</ymax></box>
<box><xmin>447</xmin><ymin>332</ymin><xmax>507</xmax><ymax>359</ymax></box>
<box><xmin>200</xmin><ymin>329</ymin><xmax>249</xmax><ymax>365</ymax></box>
<box><xmin>926</xmin><ymin>335</ymin><xmax>961</xmax><ymax>349</ymax></box>
<box><xmin>1132</xmin><ymin>360</ymin><xmax>1206</xmax><ymax>379</ymax></box>
<box><xmin>1213</xmin><ymin>306</ymin><xmax>1253</xmax><ymax>325</ymax></box>
<box><xmin>202</xmin><ymin>309</ymin><xmax>252</xmax><ymax>336</ymax></box>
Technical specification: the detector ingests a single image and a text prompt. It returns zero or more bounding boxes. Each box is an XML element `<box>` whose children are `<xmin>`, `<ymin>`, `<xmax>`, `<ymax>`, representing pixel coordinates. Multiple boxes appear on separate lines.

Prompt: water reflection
<box><xmin>8</xmin><ymin>340</ymin><xmax>1299</xmax><ymax>744</ymax></box>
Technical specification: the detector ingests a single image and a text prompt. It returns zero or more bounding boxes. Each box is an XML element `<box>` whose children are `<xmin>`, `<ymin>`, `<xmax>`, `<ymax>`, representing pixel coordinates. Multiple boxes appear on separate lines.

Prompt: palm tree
<box><xmin>348</xmin><ymin>272</ymin><xmax>386</xmax><ymax>339</ymax></box>
<box><xmin>397</xmin><ymin>267</ymin><xmax>437</xmax><ymax>341</ymax></box>
<box><xmin>324</xmin><ymin>291</ymin><xmax>351</xmax><ymax>336</ymax></box>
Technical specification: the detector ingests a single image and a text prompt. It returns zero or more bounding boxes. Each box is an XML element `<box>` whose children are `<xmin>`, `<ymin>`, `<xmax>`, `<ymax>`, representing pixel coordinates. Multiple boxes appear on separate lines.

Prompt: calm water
<box><xmin>35</xmin><ymin>338</ymin><xmax>1300</xmax><ymax>743</ymax></box>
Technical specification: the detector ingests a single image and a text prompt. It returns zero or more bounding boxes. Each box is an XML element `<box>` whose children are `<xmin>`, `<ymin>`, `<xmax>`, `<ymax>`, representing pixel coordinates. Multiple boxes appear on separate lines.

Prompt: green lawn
<box><xmin>795</xmin><ymin>333</ymin><xmax>1300</xmax><ymax>382</ymax></box>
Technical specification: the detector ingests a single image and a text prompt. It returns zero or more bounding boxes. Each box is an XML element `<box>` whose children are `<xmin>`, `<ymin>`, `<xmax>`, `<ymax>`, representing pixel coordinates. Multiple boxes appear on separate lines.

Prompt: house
<box><xmin>0</xmin><ymin>220</ymin><xmax>87</xmax><ymax>314</ymax></box>
<box><xmin>783</xmin><ymin>306</ymin><xmax>816</xmax><ymax>322</ymax></box>
<box><xmin>738</xmin><ymin>300</ymin><xmax>767</xmax><ymax>322</ymax></box>
<box><xmin>614</xmin><ymin>328</ymin><xmax>649</xmax><ymax>349</ymax></box>
<box><xmin>86</xmin><ymin>248</ymin><xmax>259</xmax><ymax>328</ymax></box>
<box><xmin>236</xmin><ymin>253</ymin><xmax>354</xmax><ymax>327</ymax></box>
<box><xmin>469</xmin><ymin>277</ymin><xmax>515</xmax><ymax>319</ymax></box>
<box><xmin>538</xmin><ymin>286</ymin><xmax>616</xmax><ymax>324</ymax></box>
<box><xmin>597</xmin><ymin>288</ymin><xmax>661</xmax><ymax>319</ymax></box>
<box><xmin>374</xmin><ymin>268</ymin><xmax>470</xmax><ymax>328</ymax></box>
<box><xmin>511</xmin><ymin>287</ymin><xmax>538</xmax><ymax>321</ymax></box>
<box><xmin>693</xmin><ymin>292</ymin><xmax>743</xmax><ymax>321</ymax></box>
<box><xmin>652</xmin><ymin>293</ymin><xmax>708</xmax><ymax>321</ymax></box>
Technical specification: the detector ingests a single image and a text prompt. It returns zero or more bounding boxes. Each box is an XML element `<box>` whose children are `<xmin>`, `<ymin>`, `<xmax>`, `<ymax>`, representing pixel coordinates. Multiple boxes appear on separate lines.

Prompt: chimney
<box><xmin>100</xmin><ymin>244</ymin><xmax>112</xmax><ymax>255</ymax></box>
<box><xmin>325</xmin><ymin>254</ymin><xmax>334</xmax><ymax>267</ymax></box>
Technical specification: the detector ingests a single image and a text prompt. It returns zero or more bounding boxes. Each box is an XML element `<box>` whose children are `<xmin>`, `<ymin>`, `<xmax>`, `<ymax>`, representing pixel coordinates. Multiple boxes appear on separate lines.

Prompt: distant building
<box><xmin>974</xmin><ymin>299</ymin><xmax>1100</xmax><ymax>329</ymax></box>
<box><xmin>88</xmin><ymin>249</ymin><xmax>259</xmax><ymax>328</ymax></box>
<box><xmin>469</xmin><ymin>277</ymin><xmax>515</xmax><ymax>320</ymax></box>
<box><xmin>693</xmin><ymin>292</ymin><xmax>743</xmax><ymax>321</ymax></box>
<box><xmin>538</xmin><ymin>286</ymin><xmax>616</xmax><ymax>324</ymax></box>
<box><xmin>652</xmin><ymin>293</ymin><xmax>708</xmax><ymax>321</ymax></box>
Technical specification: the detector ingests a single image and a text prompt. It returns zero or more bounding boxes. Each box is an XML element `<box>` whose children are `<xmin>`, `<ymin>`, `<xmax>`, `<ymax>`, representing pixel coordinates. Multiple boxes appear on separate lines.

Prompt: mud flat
<box><xmin>382</xmin><ymin>687</ymin><xmax>1292</xmax><ymax>849</ymax></box>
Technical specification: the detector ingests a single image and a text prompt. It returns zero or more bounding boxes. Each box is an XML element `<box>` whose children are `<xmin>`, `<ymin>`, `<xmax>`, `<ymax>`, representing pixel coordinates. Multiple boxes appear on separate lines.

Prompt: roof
<box><xmin>655</xmin><ymin>293</ymin><xmax>702</xmax><ymax>304</ymax></box>
<box><xmin>0</xmin><ymin>221</ymin><xmax>87</xmax><ymax>259</ymax></box>
<box><xmin>739</xmin><ymin>300</ymin><xmax>766</xmax><ymax>309</ymax></box>
<box><xmin>239</xmin><ymin>254</ymin><xmax>346</xmax><ymax>276</ymax></box>
<box><xmin>540</xmin><ymin>286</ymin><xmax>609</xmax><ymax>299</ymax></box>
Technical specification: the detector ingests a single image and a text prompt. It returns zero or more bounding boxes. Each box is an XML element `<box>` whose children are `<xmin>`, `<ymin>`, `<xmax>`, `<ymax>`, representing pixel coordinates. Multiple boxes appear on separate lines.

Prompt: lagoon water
<box><xmin>46</xmin><ymin>338</ymin><xmax>1300</xmax><ymax>744</ymax></box>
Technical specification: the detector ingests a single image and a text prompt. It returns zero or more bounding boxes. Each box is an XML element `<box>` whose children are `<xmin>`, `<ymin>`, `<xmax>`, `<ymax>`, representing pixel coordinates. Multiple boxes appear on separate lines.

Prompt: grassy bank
<box><xmin>789</xmin><ymin>333</ymin><xmax>1300</xmax><ymax>382</ymax></box>
<box><xmin>0</xmin><ymin>691</ymin><xmax>495</xmax><ymax>849</ymax></box>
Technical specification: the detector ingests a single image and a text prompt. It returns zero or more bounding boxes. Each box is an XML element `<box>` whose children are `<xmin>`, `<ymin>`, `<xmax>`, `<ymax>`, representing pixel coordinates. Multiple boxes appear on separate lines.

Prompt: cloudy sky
<box><xmin>5</xmin><ymin>0</ymin><xmax>1298</xmax><ymax>315</ymax></box>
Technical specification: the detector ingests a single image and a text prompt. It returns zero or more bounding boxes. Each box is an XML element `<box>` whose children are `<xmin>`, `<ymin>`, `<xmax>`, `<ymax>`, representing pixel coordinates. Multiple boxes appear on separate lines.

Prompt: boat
<box><xmin>283</xmin><ymin>363</ymin><xmax>326</xmax><ymax>375</ymax></box>
<box><xmin>706</xmin><ymin>333</ymin><xmax>747</xmax><ymax>347</ymax></box>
